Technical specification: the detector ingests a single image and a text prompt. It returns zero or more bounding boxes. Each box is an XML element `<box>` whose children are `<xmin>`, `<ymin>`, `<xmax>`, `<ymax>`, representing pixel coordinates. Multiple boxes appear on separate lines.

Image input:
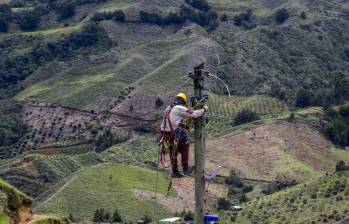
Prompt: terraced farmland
<box><xmin>206</xmin><ymin>93</ymin><xmax>289</xmax><ymax>137</ymax></box>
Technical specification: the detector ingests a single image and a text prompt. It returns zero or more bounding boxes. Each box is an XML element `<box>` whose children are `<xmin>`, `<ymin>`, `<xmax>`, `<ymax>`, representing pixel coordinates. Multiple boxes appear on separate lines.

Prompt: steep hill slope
<box><xmin>0</xmin><ymin>178</ymin><xmax>32</xmax><ymax>224</ymax></box>
<box><xmin>1</xmin><ymin>0</ymin><xmax>345</xmax><ymax>110</ymax></box>
<box><xmin>205</xmin><ymin>122</ymin><xmax>349</xmax><ymax>181</ymax></box>
<box><xmin>225</xmin><ymin>170</ymin><xmax>349</xmax><ymax>224</ymax></box>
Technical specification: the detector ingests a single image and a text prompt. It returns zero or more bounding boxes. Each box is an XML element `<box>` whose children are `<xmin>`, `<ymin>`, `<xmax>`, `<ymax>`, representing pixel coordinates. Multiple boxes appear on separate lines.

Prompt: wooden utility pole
<box><xmin>189</xmin><ymin>63</ymin><xmax>206</xmax><ymax>224</ymax></box>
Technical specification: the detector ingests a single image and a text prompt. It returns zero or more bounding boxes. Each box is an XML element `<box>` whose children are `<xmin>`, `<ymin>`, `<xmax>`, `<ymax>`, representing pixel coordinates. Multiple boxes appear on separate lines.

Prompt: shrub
<box><xmin>180</xmin><ymin>210</ymin><xmax>194</xmax><ymax>221</ymax></box>
<box><xmin>18</xmin><ymin>10</ymin><xmax>41</xmax><ymax>30</ymax></box>
<box><xmin>300</xmin><ymin>11</ymin><xmax>306</xmax><ymax>20</ymax></box>
<box><xmin>112</xmin><ymin>208</ymin><xmax>122</xmax><ymax>222</ymax></box>
<box><xmin>226</xmin><ymin>171</ymin><xmax>243</xmax><ymax>188</ymax></box>
<box><xmin>336</xmin><ymin>160</ymin><xmax>349</xmax><ymax>171</ymax></box>
<box><xmin>185</xmin><ymin>0</ymin><xmax>210</xmax><ymax>11</ymax></box>
<box><xmin>217</xmin><ymin>197</ymin><xmax>231</xmax><ymax>210</ymax></box>
<box><xmin>233</xmin><ymin>109</ymin><xmax>260</xmax><ymax>126</ymax></box>
<box><xmin>324</xmin><ymin>106</ymin><xmax>349</xmax><ymax>147</ymax></box>
<box><xmin>295</xmin><ymin>89</ymin><xmax>313</xmax><ymax>107</ymax></box>
<box><xmin>220</xmin><ymin>14</ymin><xmax>228</xmax><ymax>21</ymax></box>
<box><xmin>0</xmin><ymin>17</ymin><xmax>8</xmax><ymax>32</ymax></box>
<box><xmin>142</xmin><ymin>214</ymin><xmax>152</xmax><ymax>224</ymax></box>
<box><xmin>275</xmin><ymin>8</ymin><xmax>290</xmax><ymax>23</ymax></box>
<box><xmin>113</xmin><ymin>10</ymin><xmax>126</xmax><ymax>22</ymax></box>
<box><xmin>57</xmin><ymin>1</ymin><xmax>76</xmax><ymax>19</ymax></box>
<box><xmin>234</xmin><ymin>9</ymin><xmax>256</xmax><ymax>29</ymax></box>
<box><xmin>133</xmin><ymin>124</ymin><xmax>155</xmax><ymax>133</ymax></box>
<box><xmin>242</xmin><ymin>185</ymin><xmax>253</xmax><ymax>193</ymax></box>
<box><xmin>155</xmin><ymin>97</ymin><xmax>164</xmax><ymax>108</ymax></box>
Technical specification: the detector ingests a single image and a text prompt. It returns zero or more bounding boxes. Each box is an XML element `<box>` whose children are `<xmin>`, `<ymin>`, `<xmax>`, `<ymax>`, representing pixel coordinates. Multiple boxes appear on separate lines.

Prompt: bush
<box><xmin>324</xmin><ymin>106</ymin><xmax>349</xmax><ymax>147</ymax></box>
<box><xmin>18</xmin><ymin>10</ymin><xmax>41</xmax><ymax>30</ymax></box>
<box><xmin>0</xmin><ymin>100</ymin><xmax>29</xmax><ymax>147</ymax></box>
<box><xmin>133</xmin><ymin>124</ymin><xmax>155</xmax><ymax>133</ymax></box>
<box><xmin>185</xmin><ymin>0</ymin><xmax>210</xmax><ymax>11</ymax></box>
<box><xmin>220</xmin><ymin>14</ymin><xmax>228</xmax><ymax>22</ymax></box>
<box><xmin>180</xmin><ymin>210</ymin><xmax>194</xmax><ymax>221</ymax></box>
<box><xmin>112</xmin><ymin>208</ymin><xmax>122</xmax><ymax>222</ymax></box>
<box><xmin>0</xmin><ymin>17</ymin><xmax>9</xmax><ymax>32</ymax></box>
<box><xmin>234</xmin><ymin>9</ymin><xmax>256</xmax><ymax>29</ymax></box>
<box><xmin>142</xmin><ymin>214</ymin><xmax>152</xmax><ymax>224</ymax></box>
<box><xmin>225</xmin><ymin>171</ymin><xmax>243</xmax><ymax>188</ymax></box>
<box><xmin>336</xmin><ymin>160</ymin><xmax>349</xmax><ymax>171</ymax></box>
<box><xmin>217</xmin><ymin>197</ymin><xmax>231</xmax><ymax>210</ymax></box>
<box><xmin>113</xmin><ymin>10</ymin><xmax>126</xmax><ymax>22</ymax></box>
<box><xmin>275</xmin><ymin>8</ymin><xmax>290</xmax><ymax>23</ymax></box>
<box><xmin>57</xmin><ymin>1</ymin><xmax>76</xmax><ymax>19</ymax></box>
<box><xmin>155</xmin><ymin>97</ymin><xmax>164</xmax><ymax>108</ymax></box>
<box><xmin>233</xmin><ymin>109</ymin><xmax>260</xmax><ymax>126</ymax></box>
<box><xmin>300</xmin><ymin>11</ymin><xmax>306</xmax><ymax>20</ymax></box>
<box><xmin>295</xmin><ymin>89</ymin><xmax>313</xmax><ymax>107</ymax></box>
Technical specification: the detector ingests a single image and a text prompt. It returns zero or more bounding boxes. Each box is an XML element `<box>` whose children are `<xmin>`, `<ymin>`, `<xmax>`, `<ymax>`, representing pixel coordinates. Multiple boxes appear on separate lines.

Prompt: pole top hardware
<box><xmin>189</xmin><ymin>62</ymin><xmax>208</xmax><ymax>80</ymax></box>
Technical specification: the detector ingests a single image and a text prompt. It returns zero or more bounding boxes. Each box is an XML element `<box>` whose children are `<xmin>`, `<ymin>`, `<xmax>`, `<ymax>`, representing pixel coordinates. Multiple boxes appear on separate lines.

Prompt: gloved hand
<box><xmin>203</xmin><ymin>104</ymin><xmax>208</xmax><ymax>112</ymax></box>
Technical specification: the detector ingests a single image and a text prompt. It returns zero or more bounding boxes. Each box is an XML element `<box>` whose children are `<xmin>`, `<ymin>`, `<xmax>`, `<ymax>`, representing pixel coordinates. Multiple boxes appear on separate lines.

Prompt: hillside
<box><xmin>223</xmin><ymin>170</ymin><xmax>349</xmax><ymax>224</ymax></box>
<box><xmin>205</xmin><ymin>122</ymin><xmax>349</xmax><ymax>181</ymax></box>
<box><xmin>0</xmin><ymin>0</ymin><xmax>345</xmax><ymax>109</ymax></box>
<box><xmin>0</xmin><ymin>0</ymin><xmax>348</xmax><ymax>223</ymax></box>
<box><xmin>0</xmin><ymin>178</ymin><xmax>32</xmax><ymax>224</ymax></box>
<box><xmin>34</xmin><ymin>164</ymin><xmax>174</xmax><ymax>222</ymax></box>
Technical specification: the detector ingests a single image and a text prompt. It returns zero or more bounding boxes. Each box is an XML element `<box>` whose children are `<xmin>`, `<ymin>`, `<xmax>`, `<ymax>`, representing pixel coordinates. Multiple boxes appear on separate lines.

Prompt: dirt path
<box><xmin>25</xmin><ymin>214</ymin><xmax>53</xmax><ymax>224</ymax></box>
<box><xmin>134</xmin><ymin>176</ymin><xmax>227</xmax><ymax>213</ymax></box>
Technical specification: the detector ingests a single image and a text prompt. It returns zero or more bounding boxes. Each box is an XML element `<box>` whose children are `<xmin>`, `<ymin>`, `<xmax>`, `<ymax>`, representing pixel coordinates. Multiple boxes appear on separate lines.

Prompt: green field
<box><xmin>35</xmin><ymin>164</ymin><xmax>175</xmax><ymax>222</ymax></box>
<box><xmin>222</xmin><ymin>171</ymin><xmax>349</xmax><ymax>223</ymax></box>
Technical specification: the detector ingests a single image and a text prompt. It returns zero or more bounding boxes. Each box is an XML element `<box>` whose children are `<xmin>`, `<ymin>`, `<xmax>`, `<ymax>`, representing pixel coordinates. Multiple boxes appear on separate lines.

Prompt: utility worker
<box><xmin>160</xmin><ymin>92</ymin><xmax>208</xmax><ymax>178</ymax></box>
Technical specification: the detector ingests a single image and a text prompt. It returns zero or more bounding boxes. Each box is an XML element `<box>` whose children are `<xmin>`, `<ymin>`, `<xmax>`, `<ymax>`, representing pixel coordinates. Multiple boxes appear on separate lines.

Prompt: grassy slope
<box><xmin>11</xmin><ymin>0</ymin><xmax>348</xmax><ymax>109</ymax></box>
<box><xmin>35</xmin><ymin>164</ymin><xmax>175</xmax><ymax>222</ymax></box>
<box><xmin>0</xmin><ymin>179</ymin><xmax>32</xmax><ymax>224</ymax></box>
<box><xmin>0</xmin><ymin>152</ymin><xmax>104</xmax><ymax>197</ymax></box>
<box><xmin>0</xmin><ymin>213</ymin><xmax>8</xmax><ymax>224</ymax></box>
<box><xmin>222</xmin><ymin>171</ymin><xmax>349</xmax><ymax>224</ymax></box>
<box><xmin>206</xmin><ymin>93</ymin><xmax>289</xmax><ymax>137</ymax></box>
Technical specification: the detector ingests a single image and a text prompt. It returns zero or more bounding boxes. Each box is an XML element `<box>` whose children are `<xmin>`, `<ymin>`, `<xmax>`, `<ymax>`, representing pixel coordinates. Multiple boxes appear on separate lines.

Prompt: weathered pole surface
<box><xmin>190</xmin><ymin>63</ymin><xmax>206</xmax><ymax>224</ymax></box>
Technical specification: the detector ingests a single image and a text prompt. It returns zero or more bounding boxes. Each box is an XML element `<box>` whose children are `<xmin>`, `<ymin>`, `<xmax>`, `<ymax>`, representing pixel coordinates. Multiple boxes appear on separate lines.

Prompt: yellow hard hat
<box><xmin>175</xmin><ymin>92</ymin><xmax>187</xmax><ymax>104</ymax></box>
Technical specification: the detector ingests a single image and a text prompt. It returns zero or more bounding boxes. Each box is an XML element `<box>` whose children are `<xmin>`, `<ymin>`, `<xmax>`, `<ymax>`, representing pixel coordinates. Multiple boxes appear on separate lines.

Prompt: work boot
<box><xmin>171</xmin><ymin>170</ymin><xmax>184</xmax><ymax>178</ymax></box>
<box><xmin>183</xmin><ymin>165</ymin><xmax>193</xmax><ymax>175</ymax></box>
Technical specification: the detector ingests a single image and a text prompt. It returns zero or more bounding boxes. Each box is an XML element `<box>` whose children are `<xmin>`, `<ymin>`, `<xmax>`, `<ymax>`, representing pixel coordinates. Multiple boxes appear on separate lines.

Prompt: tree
<box><xmin>275</xmin><ymin>8</ymin><xmax>290</xmax><ymax>23</ymax></box>
<box><xmin>300</xmin><ymin>11</ymin><xmax>306</xmax><ymax>20</ymax></box>
<box><xmin>112</xmin><ymin>208</ymin><xmax>122</xmax><ymax>222</ymax></box>
<box><xmin>18</xmin><ymin>10</ymin><xmax>41</xmax><ymax>30</ymax></box>
<box><xmin>155</xmin><ymin>97</ymin><xmax>164</xmax><ymax>108</ymax></box>
<box><xmin>295</xmin><ymin>89</ymin><xmax>313</xmax><ymax>107</ymax></box>
<box><xmin>0</xmin><ymin>17</ymin><xmax>8</xmax><ymax>32</ymax></box>
<box><xmin>332</xmin><ymin>71</ymin><xmax>349</xmax><ymax>102</ymax></box>
<box><xmin>93</xmin><ymin>208</ymin><xmax>105</xmax><ymax>223</ymax></box>
<box><xmin>113</xmin><ymin>10</ymin><xmax>126</xmax><ymax>22</ymax></box>
<box><xmin>233</xmin><ymin>109</ymin><xmax>260</xmax><ymax>126</ymax></box>
<box><xmin>233</xmin><ymin>9</ymin><xmax>256</xmax><ymax>29</ymax></box>
<box><xmin>57</xmin><ymin>1</ymin><xmax>76</xmax><ymax>19</ymax></box>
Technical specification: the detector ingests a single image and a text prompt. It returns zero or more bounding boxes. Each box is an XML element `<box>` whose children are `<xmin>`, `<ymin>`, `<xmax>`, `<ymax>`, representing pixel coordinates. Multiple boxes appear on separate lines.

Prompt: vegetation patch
<box><xmin>35</xmin><ymin>164</ymin><xmax>174</xmax><ymax>222</ymax></box>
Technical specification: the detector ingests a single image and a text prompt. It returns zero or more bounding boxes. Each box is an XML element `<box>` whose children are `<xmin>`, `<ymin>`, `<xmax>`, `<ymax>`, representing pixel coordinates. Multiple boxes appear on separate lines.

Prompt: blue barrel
<box><xmin>204</xmin><ymin>214</ymin><xmax>219</xmax><ymax>222</ymax></box>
